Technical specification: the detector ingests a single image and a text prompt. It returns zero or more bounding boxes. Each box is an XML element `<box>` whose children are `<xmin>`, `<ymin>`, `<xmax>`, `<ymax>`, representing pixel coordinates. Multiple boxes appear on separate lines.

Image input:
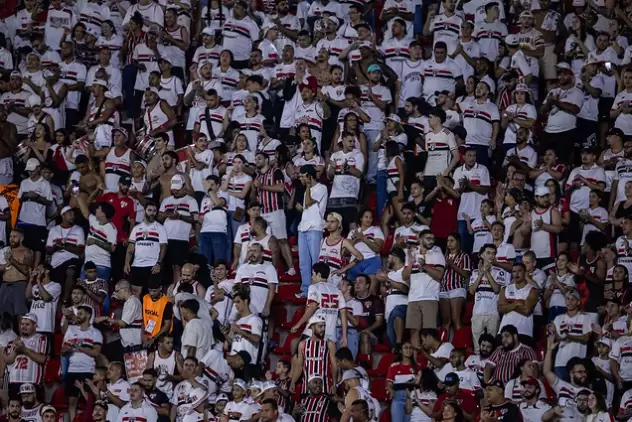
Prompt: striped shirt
<box><xmin>386</xmin><ymin>362</ymin><xmax>416</xmax><ymax>390</ymax></box>
<box><xmin>487</xmin><ymin>343</ymin><xmax>537</xmax><ymax>383</ymax></box>
<box><xmin>256</xmin><ymin>168</ymin><xmax>285</xmax><ymax>214</ymax></box>
<box><xmin>301</xmin><ymin>338</ymin><xmax>332</xmax><ymax>394</ymax></box>
<box><xmin>441</xmin><ymin>252</ymin><xmax>472</xmax><ymax>291</ymax></box>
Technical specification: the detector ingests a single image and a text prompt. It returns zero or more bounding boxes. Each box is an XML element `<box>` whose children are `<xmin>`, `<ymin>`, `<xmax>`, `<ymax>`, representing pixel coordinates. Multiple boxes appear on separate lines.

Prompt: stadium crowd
<box><xmin>4</xmin><ymin>0</ymin><xmax>632</xmax><ymax>421</ymax></box>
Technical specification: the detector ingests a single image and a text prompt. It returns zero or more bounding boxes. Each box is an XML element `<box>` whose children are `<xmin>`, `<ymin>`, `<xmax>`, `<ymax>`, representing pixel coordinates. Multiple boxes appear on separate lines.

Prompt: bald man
<box><xmin>167</xmin><ymin>263</ymin><xmax>206</xmax><ymax>298</ymax></box>
<box><xmin>95</xmin><ymin>280</ymin><xmax>143</xmax><ymax>361</ymax></box>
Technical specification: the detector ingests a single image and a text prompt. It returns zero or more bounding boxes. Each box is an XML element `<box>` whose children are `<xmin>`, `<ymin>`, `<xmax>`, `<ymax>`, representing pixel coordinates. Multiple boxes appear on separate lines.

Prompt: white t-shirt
<box><xmin>29</xmin><ymin>282</ymin><xmax>62</xmax><ymax>333</ymax></box>
<box><xmin>408</xmin><ymin>246</ymin><xmax>445</xmax><ymax>302</ymax></box>
<box><xmin>120</xmin><ymin>295</ymin><xmax>142</xmax><ymax>348</ymax></box>
<box><xmin>64</xmin><ymin>324</ymin><xmax>103</xmax><ymax>373</ymax></box>
<box><xmin>552</xmin><ymin>312</ymin><xmax>592</xmax><ymax>368</ymax></box>
<box><xmin>45</xmin><ymin>225</ymin><xmax>85</xmax><ymax>268</ymax></box>
<box><xmin>297</xmin><ymin>183</ymin><xmax>328</xmax><ymax>232</ymax></box>
<box><xmin>129</xmin><ymin>221</ymin><xmax>168</xmax><ymax>267</ymax></box>
<box><xmin>229</xmin><ymin>313</ymin><xmax>263</xmax><ymax>363</ymax></box>
<box><xmin>160</xmin><ymin>195</ymin><xmax>199</xmax><ymax>241</ymax></box>
<box><xmin>107</xmin><ymin>378</ymin><xmax>131</xmax><ymax>422</ymax></box>
<box><xmin>181</xmin><ymin>318</ymin><xmax>214</xmax><ymax>361</ymax></box>
<box><xmin>199</xmin><ymin>193</ymin><xmax>230</xmax><ymax>234</ymax></box>
<box><xmin>18</xmin><ymin>177</ymin><xmax>53</xmax><ymax>227</ymax></box>
<box><xmin>85</xmin><ymin>214</ymin><xmax>117</xmax><ymax>267</ymax></box>
<box><xmin>543</xmin><ymin>87</ymin><xmax>584</xmax><ymax>133</ymax></box>
<box><xmin>453</xmin><ymin>164</ymin><xmax>491</xmax><ymax>219</ymax></box>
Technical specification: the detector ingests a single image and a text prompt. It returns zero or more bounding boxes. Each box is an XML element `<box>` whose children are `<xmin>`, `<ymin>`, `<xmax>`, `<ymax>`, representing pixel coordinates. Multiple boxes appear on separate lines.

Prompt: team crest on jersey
<box><xmin>143</xmin><ymin>230</ymin><xmax>149</xmax><ymax>239</ymax></box>
<box><xmin>121</xmin><ymin>202</ymin><xmax>128</xmax><ymax>208</ymax></box>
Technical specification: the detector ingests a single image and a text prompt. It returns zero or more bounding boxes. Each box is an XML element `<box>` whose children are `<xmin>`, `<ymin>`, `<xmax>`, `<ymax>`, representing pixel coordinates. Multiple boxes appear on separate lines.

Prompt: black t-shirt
<box><xmin>147</xmin><ymin>388</ymin><xmax>169</xmax><ymax>407</ymax></box>
<box><xmin>162</xmin><ymin>302</ymin><xmax>173</xmax><ymax>321</ymax></box>
<box><xmin>485</xmin><ymin>401</ymin><xmax>523</xmax><ymax>422</ymax></box>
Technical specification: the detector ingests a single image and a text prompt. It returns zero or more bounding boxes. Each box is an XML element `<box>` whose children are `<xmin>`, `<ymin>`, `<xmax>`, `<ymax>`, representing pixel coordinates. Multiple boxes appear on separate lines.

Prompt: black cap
<box><xmin>300</xmin><ymin>165</ymin><xmax>317</xmax><ymax>179</ymax></box>
<box><xmin>581</xmin><ymin>146</ymin><xmax>598</xmax><ymax>155</ymax></box>
<box><xmin>434</xmin><ymin>89</ymin><xmax>451</xmax><ymax>97</ymax></box>
<box><xmin>608</xmin><ymin>128</ymin><xmax>625</xmax><ymax>139</ymax></box>
<box><xmin>444</xmin><ymin>373</ymin><xmax>459</xmax><ymax>386</ymax></box>
<box><xmin>390</xmin><ymin>246</ymin><xmax>406</xmax><ymax>263</ymax></box>
<box><xmin>236</xmin><ymin>350</ymin><xmax>252</xmax><ymax>365</ymax></box>
<box><xmin>501</xmin><ymin>70</ymin><xmax>519</xmax><ymax>81</ymax></box>
<box><xmin>119</xmin><ymin>176</ymin><xmax>132</xmax><ymax>186</ymax></box>
<box><xmin>486</xmin><ymin>379</ymin><xmax>504</xmax><ymax>389</ymax></box>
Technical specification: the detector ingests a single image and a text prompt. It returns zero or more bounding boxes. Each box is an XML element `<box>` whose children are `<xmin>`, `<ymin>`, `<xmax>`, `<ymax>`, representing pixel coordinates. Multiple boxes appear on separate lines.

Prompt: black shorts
<box><xmin>167</xmin><ymin>240</ymin><xmax>189</xmax><ymax>267</ymax></box>
<box><xmin>569</xmin><ymin>211</ymin><xmax>582</xmax><ymax>243</ymax></box>
<box><xmin>65</xmin><ymin>372</ymin><xmax>94</xmax><ymax>397</ymax></box>
<box><xmin>130</xmin><ymin>266</ymin><xmax>154</xmax><ymax>288</ymax></box>
<box><xmin>17</xmin><ymin>223</ymin><xmax>47</xmax><ymax>253</ymax></box>
<box><xmin>51</xmin><ymin>258</ymin><xmax>80</xmax><ymax>283</ymax></box>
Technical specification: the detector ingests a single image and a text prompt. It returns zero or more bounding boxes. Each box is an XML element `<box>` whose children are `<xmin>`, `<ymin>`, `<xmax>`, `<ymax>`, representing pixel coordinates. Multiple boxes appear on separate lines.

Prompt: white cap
<box><xmin>308</xmin><ymin>374</ymin><xmax>323</xmax><ymax>383</ymax></box>
<box><xmin>170</xmin><ymin>175</ymin><xmax>184</xmax><ymax>190</ymax></box>
<box><xmin>61</xmin><ymin>206</ymin><xmax>74</xmax><ymax>215</ymax></box>
<box><xmin>19</xmin><ymin>383</ymin><xmax>36</xmax><ymax>394</ymax></box>
<box><xmin>308</xmin><ymin>315</ymin><xmax>325</xmax><ymax>327</ymax></box>
<box><xmin>233</xmin><ymin>379</ymin><xmax>247</xmax><ymax>391</ymax></box>
<box><xmin>597</xmin><ymin>338</ymin><xmax>612</xmax><ymax>348</ymax></box>
<box><xmin>505</xmin><ymin>34</ymin><xmax>519</xmax><ymax>46</ymax></box>
<box><xmin>40</xmin><ymin>406</ymin><xmax>57</xmax><ymax>416</ymax></box>
<box><xmin>92</xmin><ymin>79</ymin><xmax>108</xmax><ymax>88</ymax></box>
<box><xmin>215</xmin><ymin>393</ymin><xmax>229</xmax><ymax>402</ymax></box>
<box><xmin>22</xmin><ymin>313</ymin><xmax>38</xmax><ymax>324</ymax></box>
<box><xmin>202</xmin><ymin>27</ymin><xmax>215</xmax><ymax>36</ymax></box>
<box><xmin>515</xmin><ymin>83</ymin><xmax>530</xmax><ymax>93</ymax></box>
<box><xmin>260</xmin><ymin>381</ymin><xmax>277</xmax><ymax>395</ymax></box>
<box><xmin>534</xmin><ymin>186</ymin><xmax>550</xmax><ymax>197</ymax></box>
<box><xmin>387</xmin><ymin>114</ymin><xmax>401</xmax><ymax>124</ymax></box>
<box><xmin>519</xmin><ymin>10</ymin><xmax>534</xmax><ymax>18</ymax></box>
<box><xmin>25</xmin><ymin>158</ymin><xmax>40</xmax><ymax>171</ymax></box>
<box><xmin>340</xmin><ymin>369</ymin><xmax>361</xmax><ymax>383</ymax></box>
<box><xmin>583</xmin><ymin>57</ymin><xmax>599</xmax><ymax>67</ymax></box>
<box><xmin>146</xmin><ymin>86</ymin><xmax>160</xmax><ymax>95</ymax></box>
<box><xmin>572</xmin><ymin>0</ymin><xmax>586</xmax><ymax>6</ymax></box>
<box><xmin>28</xmin><ymin>95</ymin><xmax>41</xmax><ymax>107</ymax></box>
<box><xmin>556</xmin><ymin>62</ymin><xmax>573</xmax><ymax>72</ymax></box>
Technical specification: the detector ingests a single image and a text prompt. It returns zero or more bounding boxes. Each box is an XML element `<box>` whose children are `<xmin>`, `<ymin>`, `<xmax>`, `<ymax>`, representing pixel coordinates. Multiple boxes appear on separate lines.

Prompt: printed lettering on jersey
<box><xmin>321</xmin><ymin>293</ymin><xmax>339</xmax><ymax>309</ymax></box>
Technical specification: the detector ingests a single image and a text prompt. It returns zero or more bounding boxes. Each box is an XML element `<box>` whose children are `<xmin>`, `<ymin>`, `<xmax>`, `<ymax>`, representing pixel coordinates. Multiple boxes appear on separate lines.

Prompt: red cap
<box><xmin>299</xmin><ymin>76</ymin><xmax>318</xmax><ymax>94</ymax></box>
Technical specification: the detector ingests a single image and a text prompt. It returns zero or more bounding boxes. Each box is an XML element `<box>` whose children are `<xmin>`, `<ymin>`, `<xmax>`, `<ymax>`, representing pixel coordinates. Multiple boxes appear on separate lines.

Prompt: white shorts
<box><xmin>262</xmin><ymin>210</ymin><xmax>287</xmax><ymax>240</ymax></box>
<box><xmin>438</xmin><ymin>288</ymin><xmax>466</xmax><ymax>299</ymax></box>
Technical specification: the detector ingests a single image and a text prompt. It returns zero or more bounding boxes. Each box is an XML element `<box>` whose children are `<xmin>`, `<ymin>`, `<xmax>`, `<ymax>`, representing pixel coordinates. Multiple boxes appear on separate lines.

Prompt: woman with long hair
<box><xmin>530</xmin><ymin>148</ymin><xmax>566</xmax><ymax>190</ymax></box>
<box><xmin>543</xmin><ymin>251</ymin><xmax>576</xmax><ymax>322</ymax></box>
<box><xmin>440</xmin><ymin>401</ymin><xmax>464</xmax><ymax>422</ymax></box>
<box><xmin>586</xmin><ymin>392</ymin><xmax>610</xmax><ymax>422</ymax></box>
<box><xmin>545</xmin><ymin>178</ymin><xmax>571</xmax><ymax>252</ymax></box>
<box><xmin>95</xmin><ymin>20</ymin><xmax>123</xmax><ymax>68</ymax></box>
<box><xmin>565</xmin><ymin>15</ymin><xmax>596</xmax><ymax>75</ymax></box>
<box><xmin>221</xmin><ymin>154</ymin><xmax>252</xmax><ymax>248</ymax></box>
<box><xmin>499</xmin><ymin>188</ymin><xmax>522</xmax><ymax>244</ymax></box>
<box><xmin>440</xmin><ymin>233</ymin><xmax>471</xmax><ymax>335</ymax></box>
<box><xmin>501</xmin><ymin>84</ymin><xmax>536</xmax><ymax>153</ymax></box>
<box><xmin>348</xmin><ymin>209</ymin><xmax>385</xmax><ymax>293</ymax></box>
<box><xmin>293</xmin><ymin>136</ymin><xmax>325</xmax><ymax>180</ymax></box>
<box><xmin>332</xmin><ymin>111</ymin><xmax>368</xmax><ymax>160</ymax></box>
<box><xmin>388</xmin><ymin>342</ymin><xmax>416</xmax><ymax>422</ymax></box>
<box><xmin>405</xmin><ymin>368</ymin><xmax>438</xmax><ymax>422</ymax></box>
<box><xmin>25</xmin><ymin>123</ymin><xmax>53</xmax><ymax>166</ymax></box>
<box><xmin>50</xmin><ymin>130</ymin><xmax>78</xmax><ymax>187</ymax></box>
<box><xmin>610</xmin><ymin>180</ymin><xmax>632</xmax><ymax>239</ymax></box>
<box><xmin>456</xmin><ymin>75</ymin><xmax>478</xmax><ymax>112</ymax></box>
<box><xmin>604</xmin><ymin>264</ymin><xmax>630</xmax><ymax>305</ymax></box>
<box><xmin>375</xmin><ymin>117</ymin><xmax>407</xmax><ymax>219</ymax></box>
<box><xmin>225</xmin><ymin>133</ymin><xmax>254</xmax><ymax>176</ymax></box>
<box><xmin>213</xmin><ymin>50</ymin><xmax>239</xmax><ymax>105</ymax></box>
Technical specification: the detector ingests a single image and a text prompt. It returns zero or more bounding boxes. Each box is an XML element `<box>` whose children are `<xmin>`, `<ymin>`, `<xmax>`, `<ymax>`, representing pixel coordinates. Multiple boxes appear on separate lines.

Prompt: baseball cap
<box><xmin>583</xmin><ymin>57</ymin><xmax>599</xmax><ymax>67</ymax></box>
<box><xmin>299</xmin><ymin>76</ymin><xmax>318</xmax><ymax>93</ymax></box>
<box><xmin>387</xmin><ymin>114</ymin><xmax>401</xmax><ymax>124</ymax></box>
<box><xmin>216</xmin><ymin>393</ymin><xmax>229</xmax><ymax>403</ymax></box>
<box><xmin>534</xmin><ymin>186</ymin><xmax>550</xmax><ymax>197</ymax></box>
<box><xmin>367</xmin><ymin>64</ymin><xmax>382</xmax><ymax>73</ymax></box>
<box><xmin>260</xmin><ymin>381</ymin><xmax>276</xmax><ymax>394</ymax></box>
<box><xmin>434</xmin><ymin>89</ymin><xmax>451</xmax><ymax>97</ymax></box>
<box><xmin>308</xmin><ymin>374</ymin><xmax>324</xmax><ymax>383</ymax></box>
<box><xmin>29</xmin><ymin>95</ymin><xmax>41</xmax><ymax>107</ymax></box>
<box><xmin>358</xmin><ymin>41</ymin><xmax>373</xmax><ymax>49</ymax></box>
<box><xmin>20</xmin><ymin>383</ymin><xmax>36</xmax><ymax>394</ymax></box>
<box><xmin>308</xmin><ymin>315</ymin><xmax>325</xmax><ymax>327</ymax></box>
<box><xmin>515</xmin><ymin>83</ymin><xmax>530</xmax><ymax>93</ymax></box>
<box><xmin>565</xmin><ymin>289</ymin><xmax>581</xmax><ymax>300</ymax></box>
<box><xmin>113</xmin><ymin>127</ymin><xmax>129</xmax><ymax>138</ymax></box>
<box><xmin>608</xmin><ymin>128</ymin><xmax>625</xmax><ymax>139</ymax></box>
<box><xmin>236</xmin><ymin>350</ymin><xmax>252</xmax><ymax>365</ymax></box>
<box><xmin>10</xmin><ymin>71</ymin><xmax>22</xmax><ymax>79</ymax></box>
<box><xmin>444</xmin><ymin>373</ymin><xmax>459</xmax><ymax>386</ymax></box>
<box><xmin>300</xmin><ymin>165</ymin><xmax>317</xmax><ymax>178</ymax></box>
<box><xmin>572</xmin><ymin>0</ymin><xmax>586</xmax><ymax>6</ymax></box>
<box><xmin>40</xmin><ymin>406</ymin><xmax>56</xmax><ymax>416</ymax></box>
<box><xmin>556</xmin><ymin>62</ymin><xmax>573</xmax><ymax>72</ymax></box>
<box><xmin>520</xmin><ymin>378</ymin><xmax>539</xmax><ymax>387</ymax></box>
<box><xmin>329</xmin><ymin>212</ymin><xmax>343</xmax><ymax>226</ymax></box>
<box><xmin>390</xmin><ymin>246</ymin><xmax>406</xmax><ymax>263</ymax></box>
<box><xmin>133</xmin><ymin>160</ymin><xmax>147</xmax><ymax>168</ymax></box>
<box><xmin>486</xmin><ymin>380</ymin><xmax>505</xmax><ymax>389</ymax></box>
<box><xmin>170</xmin><ymin>175</ymin><xmax>184</xmax><ymax>190</ymax></box>
<box><xmin>61</xmin><ymin>206</ymin><xmax>74</xmax><ymax>215</ymax></box>
<box><xmin>340</xmin><ymin>369</ymin><xmax>361</xmax><ymax>383</ymax></box>
<box><xmin>146</xmin><ymin>86</ymin><xmax>160</xmax><ymax>95</ymax></box>
<box><xmin>202</xmin><ymin>27</ymin><xmax>215</xmax><ymax>36</ymax></box>
<box><xmin>519</xmin><ymin>11</ymin><xmax>534</xmax><ymax>18</ymax></box>
<box><xmin>581</xmin><ymin>146</ymin><xmax>598</xmax><ymax>155</ymax></box>
<box><xmin>25</xmin><ymin>158</ymin><xmax>40</xmax><ymax>172</ymax></box>
<box><xmin>597</xmin><ymin>338</ymin><xmax>612</xmax><ymax>348</ymax></box>
<box><xmin>92</xmin><ymin>79</ymin><xmax>108</xmax><ymax>88</ymax></box>
<box><xmin>505</xmin><ymin>34</ymin><xmax>519</xmax><ymax>46</ymax></box>
<box><xmin>233</xmin><ymin>379</ymin><xmax>247</xmax><ymax>391</ymax></box>
<box><xmin>119</xmin><ymin>175</ymin><xmax>132</xmax><ymax>186</ymax></box>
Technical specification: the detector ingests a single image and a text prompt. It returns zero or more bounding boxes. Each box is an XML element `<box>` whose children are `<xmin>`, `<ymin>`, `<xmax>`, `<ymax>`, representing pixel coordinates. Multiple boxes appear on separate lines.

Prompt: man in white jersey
<box><xmin>425</xmin><ymin>0</ymin><xmax>462</xmax><ymax>54</ymax></box>
<box><xmin>45</xmin><ymin>206</ymin><xmax>85</xmax><ymax>295</ymax></box>
<box><xmin>63</xmin><ymin>305</ymin><xmax>103</xmax><ymax>422</ymax></box>
<box><xmin>27</xmin><ymin>264</ymin><xmax>62</xmax><ymax>341</ymax></box>
<box><xmin>19</xmin><ymin>383</ymin><xmax>43</xmax><ymax>422</ymax></box>
<box><xmin>5</xmin><ymin>314</ymin><xmax>47</xmax><ymax>399</ymax></box>
<box><xmin>116</xmin><ymin>382</ymin><xmax>158</xmax><ymax>422</ymax></box>
<box><xmin>125</xmin><ymin>202</ymin><xmax>168</xmax><ymax>296</ymax></box>
<box><xmin>105</xmin><ymin>361</ymin><xmax>131</xmax><ymax>422</ymax></box>
<box><xmin>234</xmin><ymin>243</ymin><xmax>278</xmax><ymax>318</ymax></box>
<box><xmin>404</xmin><ymin>230</ymin><xmax>445</xmax><ymax>351</ymax></box>
<box><xmin>290</xmin><ymin>262</ymin><xmax>347</xmax><ymax>345</ymax></box>
<box><xmin>228</xmin><ymin>287</ymin><xmax>263</xmax><ymax>364</ymax></box>
<box><xmin>423</xmin><ymin>107</ymin><xmax>459</xmax><ymax>191</ymax></box>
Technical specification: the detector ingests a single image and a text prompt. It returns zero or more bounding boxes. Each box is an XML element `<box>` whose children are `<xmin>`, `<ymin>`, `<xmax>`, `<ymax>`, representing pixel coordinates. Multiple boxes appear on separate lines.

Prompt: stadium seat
<box><xmin>51</xmin><ymin>386</ymin><xmax>68</xmax><ymax>411</ymax></box>
<box><xmin>452</xmin><ymin>327</ymin><xmax>473</xmax><ymax>350</ymax></box>
<box><xmin>280</xmin><ymin>307</ymin><xmax>305</xmax><ymax>329</ymax></box>
<box><xmin>44</xmin><ymin>358</ymin><xmax>61</xmax><ymax>384</ymax></box>
<box><xmin>272</xmin><ymin>305</ymin><xmax>287</xmax><ymax>327</ymax></box>
<box><xmin>367</xmin><ymin>353</ymin><xmax>396</xmax><ymax>377</ymax></box>
<box><xmin>274</xmin><ymin>284</ymin><xmax>300</xmax><ymax>304</ymax></box>
<box><xmin>374</xmin><ymin>343</ymin><xmax>391</xmax><ymax>353</ymax></box>
<box><xmin>371</xmin><ymin>378</ymin><xmax>388</xmax><ymax>402</ymax></box>
<box><xmin>273</xmin><ymin>332</ymin><xmax>300</xmax><ymax>355</ymax></box>
<box><xmin>379</xmin><ymin>408</ymin><xmax>391</xmax><ymax>422</ymax></box>
<box><xmin>53</xmin><ymin>333</ymin><xmax>64</xmax><ymax>356</ymax></box>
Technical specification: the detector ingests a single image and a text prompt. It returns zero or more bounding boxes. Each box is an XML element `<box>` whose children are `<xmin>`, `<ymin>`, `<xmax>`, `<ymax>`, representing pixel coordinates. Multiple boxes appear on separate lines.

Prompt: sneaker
<box><xmin>286</xmin><ymin>268</ymin><xmax>297</xmax><ymax>276</ymax></box>
<box><xmin>294</xmin><ymin>292</ymin><xmax>306</xmax><ymax>299</ymax></box>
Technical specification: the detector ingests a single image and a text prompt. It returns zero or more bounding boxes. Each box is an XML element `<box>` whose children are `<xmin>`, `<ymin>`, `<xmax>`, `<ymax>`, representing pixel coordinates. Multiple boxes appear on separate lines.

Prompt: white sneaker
<box><xmin>286</xmin><ymin>268</ymin><xmax>296</xmax><ymax>276</ymax></box>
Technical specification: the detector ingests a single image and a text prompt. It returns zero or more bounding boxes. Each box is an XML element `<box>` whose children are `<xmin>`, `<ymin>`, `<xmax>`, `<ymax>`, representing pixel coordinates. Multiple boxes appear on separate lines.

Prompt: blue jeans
<box><xmin>348</xmin><ymin>256</ymin><xmax>382</xmax><ymax>280</ymax></box>
<box><xmin>337</xmin><ymin>327</ymin><xmax>359</xmax><ymax>360</ymax></box>
<box><xmin>227</xmin><ymin>210</ymin><xmax>245</xmax><ymax>260</ymax></box>
<box><xmin>468</xmin><ymin>144</ymin><xmax>490</xmax><ymax>168</ymax></box>
<box><xmin>458</xmin><ymin>220</ymin><xmax>473</xmax><ymax>254</ymax></box>
<box><xmin>81</xmin><ymin>265</ymin><xmax>111</xmax><ymax>282</ymax></box>
<box><xmin>391</xmin><ymin>390</ymin><xmax>410</xmax><ymax>422</ymax></box>
<box><xmin>299</xmin><ymin>230</ymin><xmax>323</xmax><ymax>295</ymax></box>
<box><xmin>414</xmin><ymin>5</ymin><xmax>423</xmax><ymax>35</ymax></box>
<box><xmin>199</xmin><ymin>232</ymin><xmax>230</xmax><ymax>266</ymax></box>
<box><xmin>377</xmin><ymin>170</ymin><xmax>387</xmax><ymax>219</ymax></box>
<box><xmin>387</xmin><ymin>305</ymin><xmax>407</xmax><ymax>346</ymax></box>
<box><xmin>365</xmin><ymin>129</ymin><xmax>381</xmax><ymax>183</ymax></box>
<box><xmin>548</xmin><ymin>306</ymin><xmax>567</xmax><ymax>323</ymax></box>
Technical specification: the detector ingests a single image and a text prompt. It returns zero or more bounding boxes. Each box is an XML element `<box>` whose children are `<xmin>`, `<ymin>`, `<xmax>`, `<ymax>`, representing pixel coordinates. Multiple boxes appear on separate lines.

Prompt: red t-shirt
<box><xmin>433</xmin><ymin>390</ymin><xmax>478</xmax><ymax>416</ymax></box>
<box><xmin>430</xmin><ymin>196</ymin><xmax>459</xmax><ymax>239</ymax></box>
<box><xmin>97</xmin><ymin>193</ymin><xmax>136</xmax><ymax>243</ymax></box>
